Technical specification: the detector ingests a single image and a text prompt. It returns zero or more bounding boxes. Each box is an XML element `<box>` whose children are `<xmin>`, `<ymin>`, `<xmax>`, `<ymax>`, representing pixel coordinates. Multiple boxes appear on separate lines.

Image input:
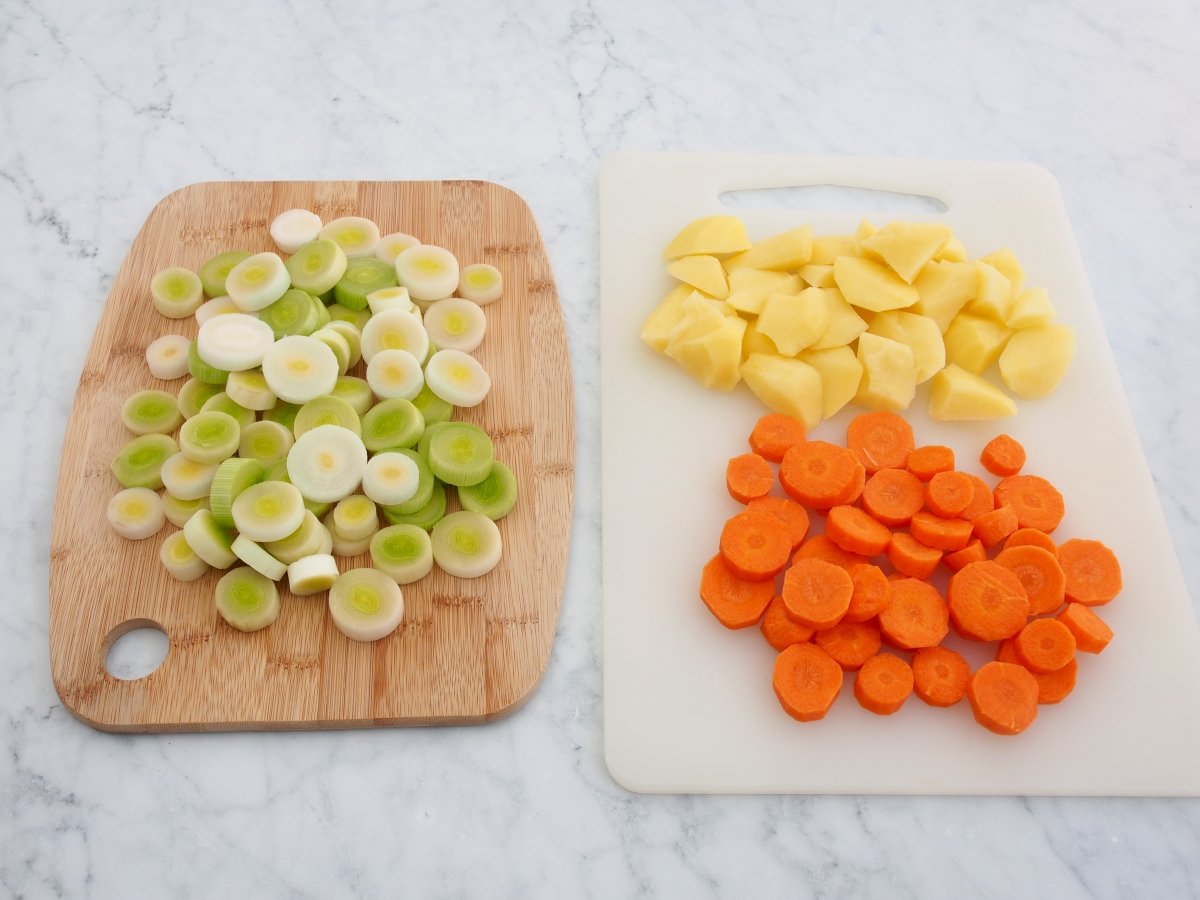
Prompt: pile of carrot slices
<box><xmin>701</xmin><ymin>411</ymin><xmax>1122</xmax><ymax>735</ymax></box>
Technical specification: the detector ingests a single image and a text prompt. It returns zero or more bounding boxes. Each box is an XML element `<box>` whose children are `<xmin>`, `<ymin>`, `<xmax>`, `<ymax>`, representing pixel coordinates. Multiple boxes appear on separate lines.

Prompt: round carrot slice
<box><xmin>1057</xmin><ymin>538</ymin><xmax>1122</xmax><ymax>606</ymax></box>
<box><xmin>925</xmin><ymin>470</ymin><xmax>975</xmax><ymax>518</ymax></box>
<box><xmin>846</xmin><ymin>411</ymin><xmax>914</xmax><ymax>473</ymax></box>
<box><xmin>772</xmin><ymin>643</ymin><xmax>843</xmax><ymax>722</ymax></box>
<box><xmin>749</xmin><ymin>413</ymin><xmax>806</xmax><ymax>462</ymax></box>
<box><xmin>699</xmin><ymin>554</ymin><xmax>775</xmax><ymax>629</ymax></box>
<box><xmin>718</xmin><ymin>509</ymin><xmax>791</xmax><ymax>582</ymax></box>
<box><xmin>792</xmin><ymin>535</ymin><xmax>867</xmax><ymax>572</ymax></box>
<box><xmin>746</xmin><ymin>495</ymin><xmax>810</xmax><ymax>551</ymax></box>
<box><xmin>912</xmin><ymin>646</ymin><xmax>970</xmax><ymax>707</ymax></box>
<box><xmin>814</xmin><ymin>619</ymin><xmax>882</xmax><ymax>671</ymax></box>
<box><xmin>1013</xmin><ymin>617</ymin><xmax>1076</xmax><ymax>673</ymax></box>
<box><xmin>947</xmin><ymin>560</ymin><xmax>1030</xmax><ymax>642</ymax></box>
<box><xmin>907</xmin><ymin>444</ymin><xmax>955</xmax><ymax>481</ymax></box>
<box><xmin>843</xmin><ymin>563</ymin><xmax>892</xmax><ymax>623</ymax></box>
<box><xmin>760</xmin><ymin>595</ymin><xmax>815</xmax><ymax>651</ymax></box>
<box><xmin>877</xmin><ymin>578</ymin><xmax>948</xmax><ymax>650</ymax></box>
<box><xmin>967</xmin><ymin>661</ymin><xmax>1039</xmax><ymax>734</ymax></box>
<box><xmin>959</xmin><ymin>472</ymin><xmax>995</xmax><ymax>521</ymax></box>
<box><xmin>1056</xmin><ymin>602</ymin><xmax>1113</xmax><ymax>654</ymax></box>
<box><xmin>997</xmin><ymin>638</ymin><xmax>1078</xmax><ymax>705</ymax></box>
<box><xmin>943</xmin><ymin>539</ymin><xmax>986</xmax><ymax>572</ymax></box>
<box><xmin>861</xmin><ymin>467</ymin><xmax>924</xmax><ymax>527</ymax></box>
<box><xmin>854</xmin><ymin>653</ymin><xmax>914</xmax><ymax>715</ymax></box>
<box><xmin>994</xmin><ymin>475</ymin><xmax>1065</xmax><ymax>533</ymax></box>
<box><xmin>1004</xmin><ymin>527</ymin><xmax>1058</xmax><ymax>556</ymax></box>
<box><xmin>726</xmin><ymin>453</ymin><xmax>774</xmax><ymax>504</ymax></box>
<box><xmin>910</xmin><ymin>510</ymin><xmax>974</xmax><ymax>552</ymax></box>
<box><xmin>994</xmin><ymin>544</ymin><xmax>1065</xmax><ymax>615</ymax></box>
<box><xmin>825</xmin><ymin>504</ymin><xmax>891</xmax><ymax>556</ymax></box>
<box><xmin>781</xmin><ymin>558</ymin><xmax>854</xmax><ymax>630</ymax></box>
<box><xmin>981</xmin><ymin>434</ymin><xmax>1026</xmax><ymax>477</ymax></box>
<box><xmin>887</xmin><ymin>532</ymin><xmax>942</xmax><ymax>580</ymax></box>
<box><xmin>780</xmin><ymin>441</ymin><xmax>860</xmax><ymax>510</ymax></box>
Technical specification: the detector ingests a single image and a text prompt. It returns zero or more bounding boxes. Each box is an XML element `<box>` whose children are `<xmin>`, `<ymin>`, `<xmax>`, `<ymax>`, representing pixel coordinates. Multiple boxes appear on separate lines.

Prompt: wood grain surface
<box><xmin>49</xmin><ymin>180</ymin><xmax>574</xmax><ymax>732</ymax></box>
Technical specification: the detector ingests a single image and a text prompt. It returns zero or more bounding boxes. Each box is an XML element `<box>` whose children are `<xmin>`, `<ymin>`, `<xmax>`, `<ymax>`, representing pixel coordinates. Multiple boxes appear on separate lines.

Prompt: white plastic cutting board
<box><xmin>600</xmin><ymin>153</ymin><xmax>1200</xmax><ymax>795</ymax></box>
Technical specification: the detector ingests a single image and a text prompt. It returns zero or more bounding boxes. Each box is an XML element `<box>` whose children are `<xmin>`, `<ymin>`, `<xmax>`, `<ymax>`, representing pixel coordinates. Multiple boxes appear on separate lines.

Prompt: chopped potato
<box><xmin>810</xmin><ymin>235</ymin><xmax>857</xmax><ymax>265</ymax></box>
<box><xmin>810</xmin><ymin>288</ymin><xmax>869</xmax><ymax>350</ymax></box>
<box><xmin>724</xmin><ymin>226</ymin><xmax>813</xmax><ymax>272</ymax></box>
<box><xmin>866</xmin><ymin>310</ymin><xmax>945</xmax><ymax>383</ymax></box>
<box><xmin>911</xmin><ymin>260</ymin><xmax>977</xmax><ymax>332</ymax></box>
<box><xmin>756</xmin><ymin>291</ymin><xmax>830</xmax><ymax>356</ymax></box>
<box><xmin>833</xmin><ymin>256</ymin><xmax>920</xmax><ymax>312</ymax></box>
<box><xmin>663</xmin><ymin>215</ymin><xmax>752</xmax><ymax>260</ymax></box>
<box><xmin>725</xmin><ymin>269</ymin><xmax>802</xmax><ymax>315</ymax></box>
<box><xmin>979</xmin><ymin>248</ymin><xmax>1025</xmax><ymax>293</ymax></box>
<box><xmin>943</xmin><ymin>313</ymin><xmax>1012</xmax><ymax>374</ymax></box>
<box><xmin>854</xmin><ymin>333</ymin><xmax>917</xmax><ymax>411</ymax></box>
<box><xmin>928</xmin><ymin>364</ymin><xmax>1017</xmax><ymax>420</ymax></box>
<box><xmin>740</xmin><ymin>353</ymin><xmax>823</xmax><ymax>429</ymax></box>
<box><xmin>639</xmin><ymin>284</ymin><xmax>692</xmax><ymax>353</ymax></box>
<box><xmin>860</xmin><ymin>221</ymin><xmax>952</xmax><ymax>283</ymax></box>
<box><xmin>1005</xmin><ymin>288</ymin><xmax>1056</xmax><ymax>329</ymax></box>
<box><xmin>797</xmin><ymin>263</ymin><xmax>836</xmax><ymax>287</ymax></box>
<box><xmin>666</xmin><ymin>255</ymin><xmax>729</xmax><ymax>299</ymax></box>
<box><xmin>969</xmin><ymin>261</ymin><xmax>1014</xmax><ymax>322</ymax></box>
<box><xmin>799</xmin><ymin>345</ymin><xmax>863</xmax><ymax>419</ymax></box>
<box><xmin>935</xmin><ymin>235</ymin><xmax>968</xmax><ymax>262</ymax></box>
<box><xmin>999</xmin><ymin>324</ymin><xmax>1076</xmax><ymax>398</ymax></box>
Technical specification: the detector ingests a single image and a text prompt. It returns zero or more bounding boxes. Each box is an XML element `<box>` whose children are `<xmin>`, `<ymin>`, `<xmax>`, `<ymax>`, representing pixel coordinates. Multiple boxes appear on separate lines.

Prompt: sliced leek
<box><xmin>457</xmin><ymin>263</ymin><xmax>504</xmax><ymax>306</ymax></box>
<box><xmin>215</xmin><ymin>566</ymin><xmax>280</xmax><ymax>632</ymax></box>
<box><xmin>264</xmin><ymin>510</ymin><xmax>325</xmax><ymax>564</ymax></box>
<box><xmin>121</xmin><ymin>390</ymin><xmax>182</xmax><ymax>436</ymax></box>
<box><xmin>360</xmin><ymin>308</ymin><xmax>430</xmax><ymax>364</ymax></box>
<box><xmin>370</xmin><ymin>524</ymin><xmax>434</xmax><ymax>584</ymax></box>
<box><xmin>328</xmin><ymin>568</ymin><xmax>404</xmax><ymax>641</ymax></box>
<box><xmin>225</xmin><ymin>369</ymin><xmax>278</xmax><ymax>412</ymax></box>
<box><xmin>160</xmin><ymin>530</ymin><xmax>210</xmax><ymax>581</ymax></box>
<box><xmin>225</xmin><ymin>252</ymin><xmax>290</xmax><ymax>312</ymax></box>
<box><xmin>106</xmin><ymin>487</ymin><xmax>165</xmax><ymax>540</ymax></box>
<box><xmin>195</xmin><ymin>295</ymin><xmax>254</xmax><ymax>326</ymax></box>
<box><xmin>183</xmin><ymin>508</ymin><xmax>237</xmax><ymax>569</ymax></box>
<box><xmin>324</xmin><ymin>321</ymin><xmax>362</xmax><ymax>368</ymax></box>
<box><xmin>361</xmin><ymin>398</ymin><xmax>424</xmax><ymax>452</ymax></box>
<box><xmin>209</xmin><ymin>457</ymin><xmax>265</xmax><ymax>527</ymax></box>
<box><xmin>287</xmin><ymin>553</ymin><xmax>339</xmax><ymax>596</ymax></box>
<box><xmin>146</xmin><ymin>334</ymin><xmax>192</xmax><ymax>380</ymax></box>
<box><xmin>394</xmin><ymin>244</ymin><xmax>459</xmax><ymax>302</ymax></box>
<box><xmin>366</xmin><ymin>285</ymin><xmax>415</xmax><ymax>315</ymax></box>
<box><xmin>366</xmin><ymin>348</ymin><xmax>424</xmax><ymax>401</ymax></box>
<box><xmin>321</xmin><ymin>216</ymin><xmax>381</xmax><ymax>259</ymax></box>
<box><xmin>286</xmin><ymin>424</ymin><xmax>368</xmax><ymax>503</ymax></box>
<box><xmin>197</xmin><ymin>313</ymin><xmax>275</xmax><ymax>371</ymax></box>
<box><xmin>151</xmin><ymin>266</ymin><xmax>205</xmax><ymax>318</ymax></box>
<box><xmin>238</xmin><ymin>420</ymin><xmax>294</xmax><ymax>466</ymax></box>
<box><xmin>286</xmin><ymin>239</ymin><xmax>348</xmax><ymax>295</ymax></box>
<box><xmin>431</xmin><ymin>510</ymin><xmax>502</xmax><ymax>578</ymax></box>
<box><xmin>422</xmin><ymin>297</ymin><xmax>486</xmax><ymax>353</ymax></box>
<box><xmin>177</xmin><ymin>377</ymin><xmax>223</xmax><ymax>419</ymax></box>
<box><xmin>231</xmin><ymin>535</ymin><xmax>287</xmax><ymax>581</ymax></box>
<box><xmin>111</xmin><ymin>433</ymin><xmax>177</xmax><ymax>489</ymax></box>
<box><xmin>330</xmin><ymin>376</ymin><xmax>374</xmax><ymax>416</ymax></box>
<box><xmin>160</xmin><ymin>452</ymin><xmax>220</xmax><ymax>501</ymax></box>
<box><xmin>179</xmin><ymin>411</ymin><xmax>240</xmax><ymax>464</ymax></box>
<box><xmin>270</xmin><ymin>208</ymin><xmax>323</xmax><ymax>254</ymax></box>
<box><xmin>199</xmin><ymin>391</ymin><xmax>256</xmax><ymax>430</ymax></box>
<box><xmin>231</xmin><ymin>480</ymin><xmax>306</xmax><ymax>542</ymax></box>
<box><xmin>424</xmin><ymin>349</ymin><xmax>491</xmax><ymax>407</ymax></box>
<box><xmin>199</xmin><ymin>250</ymin><xmax>250</xmax><ymax>299</ymax></box>
<box><xmin>331</xmin><ymin>494</ymin><xmax>379</xmax><ymax>542</ymax></box>
<box><xmin>294</xmin><ymin>395</ymin><xmax>362</xmax><ymax>438</ymax></box>
<box><xmin>261</xmin><ymin>335</ymin><xmax>340</xmax><ymax>404</ymax></box>
<box><xmin>374</xmin><ymin>232</ymin><xmax>421</xmax><ymax>265</ymax></box>
<box><xmin>162</xmin><ymin>493</ymin><xmax>208</xmax><ymax>528</ymax></box>
<box><xmin>362</xmin><ymin>451</ymin><xmax>420</xmax><ymax>507</ymax></box>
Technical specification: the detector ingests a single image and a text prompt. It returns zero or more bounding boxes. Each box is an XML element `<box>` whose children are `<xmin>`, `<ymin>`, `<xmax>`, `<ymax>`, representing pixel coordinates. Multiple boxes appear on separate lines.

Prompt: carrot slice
<box><xmin>907</xmin><ymin>444</ymin><xmax>955</xmax><ymax>481</ymax></box>
<box><xmin>843</xmin><ymin>563</ymin><xmax>892</xmax><ymax>623</ymax></box>
<box><xmin>997</xmin><ymin>638</ymin><xmax>1078</xmax><ymax>705</ymax></box>
<box><xmin>887</xmin><ymin>532</ymin><xmax>943</xmax><ymax>579</ymax></box>
<box><xmin>1014</xmin><ymin>617</ymin><xmax>1076</xmax><ymax>673</ymax></box>
<box><xmin>994</xmin><ymin>475</ymin><xmax>1065</xmax><ymax>533</ymax></box>
<box><xmin>781</xmin><ymin>558</ymin><xmax>854</xmax><ymax>630</ymax></box>
<box><xmin>749</xmin><ymin>413</ymin><xmax>807</xmax><ymax>462</ymax></box>
<box><xmin>967</xmin><ymin>661</ymin><xmax>1040</xmax><ymax>734</ymax></box>
<box><xmin>912</xmin><ymin>646</ymin><xmax>970</xmax><ymax>707</ymax></box>
<box><xmin>1057</xmin><ymin>538</ymin><xmax>1122</xmax><ymax>606</ymax></box>
<box><xmin>760</xmin><ymin>595</ymin><xmax>815</xmax><ymax>650</ymax></box>
<box><xmin>910</xmin><ymin>510</ymin><xmax>974</xmax><ymax>552</ymax></box>
<box><xmin>947</xmin><ymin>560</ymin><xmax>1030</xmax><ymax>641</ymax></box>
<box><xmin>994</xmin><ymin>544</ymin><xmax>1065</xmax><ymax>615</ymax></box>
<box><xmin>924</xmin><ymin>470</ymin><xmax>975</xmax><ymax>518</ymax></box>
<box><xmin>972</xmin><ymin>505</ymin><xmax>1019</xmax><ymax>548</ymax></box>
<box><xmin>718</xmin><ymin>509</ymin><xmax>791</xmax><ymax>582</ymax></box>
<box><xmin>726</xmin><ymin>453</ymin><xmax>774</xmax><ymax>504</ymax></box>
<box><xmin>814</xmin><ymin>619</ymin><xmax>882</xmax><ymax>671</ymax></box>
<box><xmin>959</xmin><ymin>472</ymin><xmax>995</xmax><ymax>521</ymax></box>
<box><xmin>943</xmin><ymin>539</ymin><xmax>986</xmax><ymax>572</ymax></box>
<box><xmin>877</xmin><ymin>577</ymin><xmax>948</xmax><ymax>650</ymax></box>
<box><xmin>700</xmin><ymin>554</ymin><xmax>775</xmax><ymax>628</ymax></box>
<box><xmin>792</xmin><ymin>535</ymin><xmax>868</xmax><ymax>572</ymax></box>
<box><xmin>1004</xmin><ymin>527</ymin><xmax>1058</xmax><ymax>556</ymax></box>
<box><xmin>745</xmin><ymin>496</ymin><xmax>810</xmax><ymax>551</ymax></box>
<box><xmin>981</xmin><ymin>434</ymin><xmax>1026</xmax><ymax>477</ymax></box>
<box><xmin>844</xmin><ymin>461</ymin><xmax>867</xmax><ymax>506</ymax></box>
<box><xmin>846</xmin><ymin>411</ymin><xmax>915</xmax><ymax>474</ymax></box>
<box><xmin>825</xmin><ymin>505</ymin><xmax>892</xmax><ymax>556</ymax></box>
<box><xmin>1056</xmin><ymin>602</ymin><xmax>1114</xmax><ymax>654</ymax></box>
<box><xmin>861</xmin><ymin>467</ymin><xmax>925</xmax><ymax>527</ymax></box>
<box><xmin>772</xmin><ymin>643</ymin><xmax>843</xmax><ymax>722</ymax></box>
<box><xmin>780</xmin><ymin>441</ymin><xmax>860</xmax><ymax>510</ymax></box>
<box><xmin>854</xmin><ymin>653</ymin><xmax>914</xmax><ymax>715</ymax></box>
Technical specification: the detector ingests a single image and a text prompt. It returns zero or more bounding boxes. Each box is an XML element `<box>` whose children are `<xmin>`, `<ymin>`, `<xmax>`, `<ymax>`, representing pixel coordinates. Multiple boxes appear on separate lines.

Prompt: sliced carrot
<box><xmin>1057</xmin><ymin>538</ymin><xmax>1122</xmax><ymax>606</ymax></box>
<box><xmin>924</xmin><ymin>470</ymin><xmax>975</xmax><ymax>518</ymax></box>
<box><xmin>760</xmin><ymin>595</ymin><xmax>815</xmax><ymax>650</ymax></box>
<box><xmin>814</xmin><ymin>619</ymin><xmax>882</xmax><ymax>671</ymax></box>
<box><xmin>854</xmin><ymin>653</ymin><xmax>914</xmax><ymax>715</ymax></box>
<box><xmin>844</xmin><ymin>461</ymin><xmax>867</xmax><ymax>506</ymax></box>
<box><xmin>1014</xmin><ymin>617</ymin><xmax>1076</xmax><ymax>673</ymax></box>
<box><xmin>772</xmin><ymin>643</ymin><xmax>843</xmax><ymax>722</ymax></box>
<box><xmin>981</xmin><ymin>434</ymin><xmax>1026</xmax><ymax>477</ymax></box>
<box><xmin>718</xmin><ymin>509</ymin><xmax>791</xmax><ymax>582</ymax></box>
<box><xmin>746</xmin><ymin>495</ymin><xmax>810</xmax><ymax>551</ymax></box>
<box><xmin>994</xmin><ymin>474</ymin><xmax>1065</xmax><ymax>533</ymax></box>
<box><xmin>1056</xmin><ymin>602</ymin><xmax>1114</xmax><ymax>654</ymax></box>
<box><xmin>843</xmin><ymin>563</ymin><xmax>892</xmax><ymax>623</ymax></box>
<box><xmin>861</xmin><ymin>467</ymin><xmax>925</xmax><ymax>527</ymax></box>
<box><xmin>792</xmin><ymin>534</ymin><xmax>868</xmax><ymax>572</ymax></box>
<box><xmin>825</xmin><ymin>505</ymin><xmax>891</xmax><ymax>557</ymax></box>
<box><xmin>699</xmin><ymin>554</ymin><xmax>775</xmax><ymax>629</ymax></box>
<box><xmin>943</xmin><ymin>539</ymin><xmax>986</xmax><ymax>572</ymax></box>
<box><xmin>906</xmin><ymin>444</ymin><xmax>955</xmax><ymax>481</ymax></box>
<box><xmin>887</xmin><ymin>532</ymin><xmax>943</xmax><ymax>579</ymax></box>
<box><xmin>1004</xmin><ymin>527</ymin><xmax>1058</xmax><ymax>556</ymax></box>
<box><xmin>912</xmin><ymin>646</ymin><xmax>970</xmax><ymax>707</ymax></box>
<box><xmin>877</xmin><ymin>577</ymin><xmax>949</xmax><ymax>650</ymax></box>
<box><xmin>846</xmin><ymin>411</ymin><xmax>915</xmax><ymax>474</ymax></box>
<box><xmin>910</xmin><ymin>510</ymin><xmax>974</xmax><ymax>552</ymax></box>
<box><xmin>997</xmin><ymin>638</ymin><xmax>1078</xmax><ymax>705</ymax></box>
<box><xmin>749</xmin><ymin>413</ymin><xmax>807</xmax><ymax>462</ymax></box>
<box><xmin>959</xmin><ymin>472</ymin><xmax>995</xmax><ymax>521</ymax></box>
<box><xmin>726</xmin><ymin>452</ymin><xmax>774</xmax><ymax>504</ymax></box>
<box><xmin>947</xmin><ymin>560</ymin><xmax>1030</xmax><ymax>641</ymax></box>
<box><xmin>972</xmin><ymin>504</ymin><xmax>1019</xmax><ymax>548</ymax></box>
<box><xmin>781</xmin><ymin>558</ymin><xmax>854</xmax><ymax>630</ymax></box>
<box><xmin>994</xmin><ymin>545</ymin><xmax>1065</xmax><ymax>615</ymax></box>
<box><xmin>780</xmin><ymin>441</ymin><xmax>861</xmax><ymax>510</ymax></box>
<box><xmin>967</xmin><ymin>661</ymin><xmax>1039</xmax><ymax>734</ymax></box>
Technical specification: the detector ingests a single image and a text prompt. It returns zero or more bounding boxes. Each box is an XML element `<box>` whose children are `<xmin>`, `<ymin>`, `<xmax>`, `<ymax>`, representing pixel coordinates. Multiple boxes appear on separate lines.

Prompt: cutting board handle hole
<box><xmin>104</xmin><ymin>619</ymin><xmax>168</xmax><ymax>681</ymax></box>
<box><xmin>718</xmin><ymin>184</ymin><xmax>948</xmax><ymax>215</ymax></box>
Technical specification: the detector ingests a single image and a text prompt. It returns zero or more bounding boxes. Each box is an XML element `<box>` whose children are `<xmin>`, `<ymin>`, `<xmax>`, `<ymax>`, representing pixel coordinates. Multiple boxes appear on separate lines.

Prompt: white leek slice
<box><xmin>270</xmin><ymin>208</ymin><xmax>323</xmax><ymax>254</ymax></box>
<box><xmin>328</xmin><ymin>568</ymin><xmax>404</xmax><ymax>641</ymax></box>
<box><xmin>362</xmin><ymin>451</ymin><xmax>420</xmax><ymax>506</ymax></box>
<box><xmin>321</xmin><ymin>216</ymin><xmax>380</xmax><ymax>259</ymax></box>
<box><xmin>231</xmin><ymin>480</ymin><xmax>306</xmax><ymax>542</ymax></box>
<box><xmin>151</xmin><ymin>267</ymin><xmax>204</xmax><ymax>318</ymax></box>
<box><xmin>324</xmin><ymin>321</ymin><xmax>363</xmax><ymax>368</ymax></box>
<box><xmin>431</xmin><ymin>510</ymin><xmax>502</xmax><ymax>578</ymax></box>
<box><xmin>457</xmin><ymin>263</ymin><xmax>504</xmax><ymax>305</ymax></box>
<box><xmin>366</xmin><ymin>349</ymin><xmax>424</xmax><ymax>401</ymax></box>
<box><xmin>239</xmin><ymin>420</ymin><xmax>294</xmax><ymax>466</ymax></box>
<box><xmin>424</xmin><ymin>349</ymin><xmax>491</xmax><ymax>407</ymax></box>
<box><xmin>106</xmin><ymin>487</ymin><xmax>165</xmax><ymax>540</ymax></box>
<box><xmin>231</xmin><ymin>534</ymin><xmax>287</xmax><ymax>581</ymax></box>
<box><xmin>195</xmin><ymin>295</ymin><xmax>257</xmax><ymax>326</ymax></box>
<box><xmin>327</xmin><ymin>517</ymin><xmax>374</xmax><ymax>557</ymax></box>
<box><xmin>394</xmin><ymin>244</ymin><xmax>459</xmax><ymax>302</ymax></box>
<box><xmin>146</xmin><ymin>335</ymin><xmax>191</xmax><ymax>380</ymax></box>
<box><xmin>160</xmin><ymin>530</ymin><xmax>210</xmax><ymax>581</ymax></box>
<box><xmin>261</xmin><ymin>335</ymin><xmax>339</xmax><ymax>404</ymax></box>
<box><xmin>197</xmin><ymin>313</ymin><xmax>276</xmax><ymax>372</ymax></box>
<box><xmin>225</xmin><ymin>252</ymin><xmax>290</xmax><ymax>312</ymax></box>
<box><xmin>215</xmin><ymin>566</ymin><xmax>279</xmax><ymax>632</ymax></box>
<box><xmin>286</xmin><ymin>424</ymin><xmax>368</xmax><ymax>503</ymax></box>
<box><xmin>375</xmin><ymin>232</ymin><xmax>421</xmax><ymax>265</ymax></box>
<box><xmin>183</xmin><ymin>508</ymin><xmax>236</xmax><ymax>569</ymax></box>
<box><xmin>287</xmin><ymin>553</ymin><xmax>339</xmax><ymax>596</ymax></box>
<box><xmin>422</xmin><ymin>297</ymin><xmax>486</xmax><ymax>353</ymax></box>
<box><xmin>360</xmin><ymin>308</ymin><xmax>430</xmax><ymax>364</ymax></box>
<box><xmin>226</xmin><ymin>368</ymin><xmax>278</xmax><ymax>411</ymax></box>
<box><xmin>331</xmin><ymin>494</ymin><xmax>379</xmax><ymax>542</ymax></box>
<box><xmin>366</xmin><ymin>286</ymin><xmax>415</xmax><ymax>315</ymax></box>
<box><xmin>162</xmin><ymin>494</ymin><xmax>208</xmax><ymax>528</ymax></box>
<box><xmin>160</xmin><ymin>452</ymin><xmax>220</xmax><ymax>501</ymax></box>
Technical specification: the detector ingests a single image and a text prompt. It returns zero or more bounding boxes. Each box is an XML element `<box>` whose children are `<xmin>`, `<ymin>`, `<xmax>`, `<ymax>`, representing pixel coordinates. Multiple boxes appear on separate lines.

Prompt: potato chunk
<box><xmin>833</xmin><ymin>256</ymin><xmax>919</xmax><ymax>312</ymax></box>
<box><xmin>860</xmin><ymin>221</ymin><xmax>952</xmax><ymax>283</ymax></box>
<box><xmin>867</xmin><ymin>310</ymin><xmax>945</xmax><ymax>383</ymax></box>
<box><xmin>666</xmin><ymin>255</ymin><xmax>729</xmax><ymax>299</ymax></box>
<box><xmin>979</xmin><ymin>248</ymin><xmax>1026</xmax><ymax>293</ymax></box>
<box><xmin>724</xmin><ymin>226</ymin><xmax>813</xmax><ymax>272</ymax></box>
<box><xmin>854</xmin><ymin>333</ymin><xmax>916</xmax><ymax>411</ymax></box>
<box><xmin>810</xmin><ymin>235</ymin><xmax>857</xmax><ymax>265</ymax></box>
<box><xmin>810</xmin><ymin>288</ymin><xmax>868</xmax><ymax>350</ymax></box>
<box><xmin>998</xmin><ymin>324</ymin><xmax>1076</xmax><ymax>398</ymax></box>
<box><xmin>666</xmin><ymin>315</ymin><xmax>746</xmax><ymax>391</ymax></box>
<box><xmin>640</xmin><ymin>284</ymin><xmax>692</xmax><ymax>353</ymax></box>
<box><xmin>725</xmin><ymin>269</ymin><xmax>802</xmax><ymax>315</ymax></box>
<box><xmin>911</xmin><ymin>260</ymin><xmax>977</xmax><ymax>332</ymax></box>
<box><xmin>1005</xmin><ymin>288</ymin><xmax>1056</xmax><ymax>329</ymax></box>
<box><xmin>928</xmin><ymin>364</ymin><xmax>1017</xmax><ymax>420</ymax></box>
<box><xmin>968</xmin><ymin>261</ymin><xmax>1014</xmax><ymax>322</ymax></box>
<box><xmin>663</xmin><ymin>215</ymin><xmax>751</xmax><ymax>260</ymax></box>
<box><xmin>756</xmin><ymin>290</ymin><xmax>830</xmax><ymax>356</ymax></box>
<box><xmin>943</xmin><ymin>313</ymin><xmax>1012</xmax><ymax>374</ymax></box>
<box><xmin>740</xmin><ymin>353</ymin><xmax>823</xmax><ymax>429</ymax></box>
<box><xmin>799</xmin><ymin>345</ymin><xmax>864</xmax><ymax>419</ymax></box>
<box><xmin>797</xmin><ymin>264</ymin><xmax>835</xmax><ymax>287</ymax></box>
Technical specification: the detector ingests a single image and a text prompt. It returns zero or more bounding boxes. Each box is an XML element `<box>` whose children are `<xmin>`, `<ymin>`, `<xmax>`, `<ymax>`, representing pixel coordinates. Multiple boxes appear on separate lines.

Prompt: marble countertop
<box><xmin>3</xmin><ymin>0</ymin><xmax>1198</xmax><ymax>897</ymax></box>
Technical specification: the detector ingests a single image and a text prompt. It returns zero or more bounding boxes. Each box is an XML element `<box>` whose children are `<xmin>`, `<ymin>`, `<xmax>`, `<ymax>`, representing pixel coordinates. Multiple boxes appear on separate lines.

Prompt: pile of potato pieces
<box><xmin>640</xmin><ymin>216</ymin><xmax>1076</xmax><ymax>428</ymax></box>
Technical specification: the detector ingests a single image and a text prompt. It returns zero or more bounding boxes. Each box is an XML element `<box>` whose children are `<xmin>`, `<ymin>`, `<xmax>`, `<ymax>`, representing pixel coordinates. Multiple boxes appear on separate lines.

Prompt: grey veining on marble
<box><xmin>2</xmin><ymin>0</ymin><xmax>1199</xmax><ymax>897</ymax></box>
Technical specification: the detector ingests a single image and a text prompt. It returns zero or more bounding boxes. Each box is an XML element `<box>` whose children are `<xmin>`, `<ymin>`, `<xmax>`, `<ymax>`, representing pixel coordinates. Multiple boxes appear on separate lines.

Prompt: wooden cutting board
<box><xmin>50</xmin><ymin>180</ymin><xmax>574</xmax><ymax>732</ymax></box>
<box><xmin>601</xmin><ymin>153</ymin><xmax>1200</xmax><ymax>794</ymax></box>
